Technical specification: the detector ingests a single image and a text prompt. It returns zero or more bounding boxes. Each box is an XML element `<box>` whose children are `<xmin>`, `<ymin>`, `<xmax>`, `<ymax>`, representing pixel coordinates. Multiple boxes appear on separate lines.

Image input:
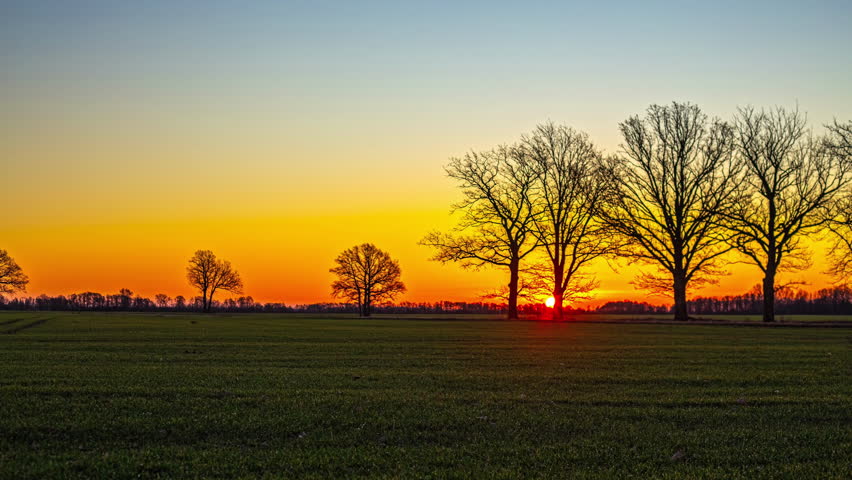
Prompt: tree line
<box><xmin>11</xmin><ymin>282</ymin><xmax>852</xmax><ymax>317</ymax></box>
<box><xmin>0</xmin><ymin>249</ymin><xmax>246</xmax><ymax>314</ymax></box>
<box><xmin>597</xmin><ymin>284</ymin><xmax>852</xmax><ymax>316</ymax></box>
<box><xmin>0</xmin><ymin>292</ymin><xmax>542</xmax><ymax>315</ymax></box>
<box><xmin>422</xmin><ymin>102</ymin><xmax>852</xmax><ymax>322</ymax></box>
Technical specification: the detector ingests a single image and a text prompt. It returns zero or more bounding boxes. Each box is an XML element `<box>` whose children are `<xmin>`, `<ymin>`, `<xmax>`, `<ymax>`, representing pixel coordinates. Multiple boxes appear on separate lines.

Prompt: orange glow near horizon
<box><xmin>1</xmin><ymin>209</ymin><xmax>838</xmax><ymax>308</ymax></box>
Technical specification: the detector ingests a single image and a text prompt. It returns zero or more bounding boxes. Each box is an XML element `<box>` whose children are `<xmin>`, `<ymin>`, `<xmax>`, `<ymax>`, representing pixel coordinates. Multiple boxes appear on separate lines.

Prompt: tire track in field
<box><xmin>0</xmin><ymin>317</ymin><xmax>30</xmax><ymax>327</ymax></box>
<box><xmin>1</xmin><ymin>317</ymin><xmax>51</xmax><ymax>335</ymax></box>
<box><xmin>0</xmin><ymin>315</ymin><xmax>48</xmax><ymax>327</ymax></box>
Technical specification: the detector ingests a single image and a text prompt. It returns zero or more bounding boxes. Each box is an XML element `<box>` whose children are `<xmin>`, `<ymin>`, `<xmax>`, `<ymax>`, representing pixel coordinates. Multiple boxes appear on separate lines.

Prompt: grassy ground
<box><xmin>0</xmin><ymin>312</ymin><xmax>849</xmax><ymax>479</ymax></box>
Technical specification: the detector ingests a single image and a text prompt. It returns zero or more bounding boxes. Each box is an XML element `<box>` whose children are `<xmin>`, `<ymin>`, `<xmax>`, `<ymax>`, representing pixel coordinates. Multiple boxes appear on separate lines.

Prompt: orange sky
<box><xmin>0</xmin><ymin>208</ymin><xmax>838</xmax><ymax>307</ymax></box>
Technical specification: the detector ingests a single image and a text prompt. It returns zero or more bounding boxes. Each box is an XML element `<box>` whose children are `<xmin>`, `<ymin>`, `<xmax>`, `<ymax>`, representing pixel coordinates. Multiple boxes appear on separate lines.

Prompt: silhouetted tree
<box><xmin>74</xmin><ymin>291</ymin><xmax>104</xmax><ymax>309</ymax></box>
<box><xmin>154</xmin><ymin>293</ymin><xmax>171</xmax><ymax>308</ymax></box>
<box><xmin>824</xmin><ymin>120</ymin><xmax>852</xmax><ymax>279</ymax></box>
<box><xmin>0</xmin><ymin>250</ymin><xmax>28</xmax><ymax>294</ymax></box>
<box><xmin>421</xmin><ymin>145</ymin><xmax>537</xmax><ymax>319</ymax></box>
<box><xmin>519</xmin><ymin>122</ymin><xmax>611</xmax><ymax>320</ymax></box>
<box><xmin>117</xmin><ymin>288</ymin><xmax>133</xmax><ymax>310</ymax></box>
<box><xmin>187</xmin><ymin>250</ymin><xmax>244</xmax><ymax>313</ymax></box>
<box><xmin>174</xmin><ymin>295</ymin><xmax>186</xmax><ymax>310</ymax></box>
<box><xmin>330</xmin><ymin>243</ymin><xmax>406</xmax><ymax>317</ymax></box>
<box><xmin>237</xmin><ymin>296</ymin><xmax>255</xmax><ymax>309</ymax></box>
<box><xmin>600</xmin><ymin>102</ymin><xmax>740</xmax><ymax>321</ymax></box>
<box><xmin>722</xmin><ymin>108</ymin><xmax>850</xmax><ymax>322</ymax></box>
<box><xmin>132</xmin><ymin>295</ymin><xmax>153</xmax><ymax>310</ymax></box>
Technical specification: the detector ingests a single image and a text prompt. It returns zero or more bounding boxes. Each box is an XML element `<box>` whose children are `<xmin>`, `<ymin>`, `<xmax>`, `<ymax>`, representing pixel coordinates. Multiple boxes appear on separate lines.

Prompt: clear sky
<box><xmin>2</xmin><ymin>1</ymin><xmax>851</xmax><ymax>305</ymax></box>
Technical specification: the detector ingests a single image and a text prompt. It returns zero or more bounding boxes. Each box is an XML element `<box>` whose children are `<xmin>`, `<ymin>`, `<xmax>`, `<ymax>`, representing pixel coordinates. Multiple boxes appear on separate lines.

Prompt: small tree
<box><xmin>154</xmin><ymin>294</ymin><xmax>171</xmax><ymax>308</ymax></box>
<box><xmin>187</xmin><ymin>250</ymin><xmax>244</xmax><ymax>313</ymax></box>
<box><xmin>0</xmin><ymin>250</ymin><xmax>28</xmax><ymax>294</ymax></box>
<box><xmin>118</xmin><ymin>288</ymin><xmax>133</xmax><ymax>309</ymax></box>
<box><xmin>330</xmin><ymin>243</ymin><xmax>406</xmax><ymax>317</ymax></box>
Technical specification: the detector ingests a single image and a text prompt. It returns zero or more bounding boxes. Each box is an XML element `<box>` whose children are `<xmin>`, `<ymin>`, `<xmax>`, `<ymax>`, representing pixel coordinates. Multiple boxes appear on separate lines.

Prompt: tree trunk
<box><xmin>507</xmin><ymin>258</ymin><xmax>520</xmax><ymax>320</ymax></box>
<box><xmin>765</xmin><ymin>197</ymin><xmax>778</xmax><ymax>323</ymax></box>
<box><xmin>552</xmin><ymin>265</ymin><xmax>564</xmax><ymax>321</ymax></box>
<box><xmin>209</xmin><ymin>288</ymin><xmax>216</xmax><ymax>314</ymax></box>
<box><xmin>552</xmin><ymin>291</ymin><xmax>564</xmax><ymax>321</ymax></box>
<box><xmin>762</xmin><ymin>270</ymin><xmax>775</xmax><ymax>322</ymax></box>
<box><xmin>672</xmin><ymin>274</ymin><xmax>688</xmax><ymax>321</ymax></box>
<box><xmin>363</xmin><ymin>290</ymin><xmax>371</xmax><ymax>317</ymax></box>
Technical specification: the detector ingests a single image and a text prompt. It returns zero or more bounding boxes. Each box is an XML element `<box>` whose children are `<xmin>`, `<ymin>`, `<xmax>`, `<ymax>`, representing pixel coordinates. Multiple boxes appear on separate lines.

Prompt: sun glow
<box><xmin>545</xmin><ymin>296</ymin><xmax>556</xmax><ymax>308</ymax></box>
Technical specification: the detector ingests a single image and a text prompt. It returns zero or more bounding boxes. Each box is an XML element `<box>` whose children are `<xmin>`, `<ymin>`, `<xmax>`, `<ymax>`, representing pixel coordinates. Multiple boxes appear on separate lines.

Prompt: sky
<box><xmin>2</xmin><ymin>1</ymin><xmax>851</xmax><ymax>306</ymax></box>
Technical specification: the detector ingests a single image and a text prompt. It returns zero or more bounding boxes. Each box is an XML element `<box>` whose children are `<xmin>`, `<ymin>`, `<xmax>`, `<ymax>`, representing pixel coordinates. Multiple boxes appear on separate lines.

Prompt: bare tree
<box><xmin>186</xmin><ymin>250</ymin><xmax>244</xmax><ymax>313</ymax></box>
<box><xmin>600</xmin><ymin>102</ymin><xmax>740</xmax><ymax>321</ymax></box>
<box><xmin>330</xmin><ymin>243</ymin><xmax>406</xmax><ymax>317</ymax></box>
<box><xmin>117</xmin><ymin>288</ymin><xmax>133</xmax><ymax>309</ymax></box>
<box><xmin>826</xmin><ymin>120</ymin><xmax>852</xmax><ymax>159</ymax></box>
<box><xmin>420</xmin><ymin>146</ymin><xmax>538</xmax><ymax>320</ymax></box>
<box><xmin>154</xmin><ymin>293</ymin><xmax>171</xmax><ymax>308</ymax></box>
<box><xmin>0</xmin><ymin>250</ymin><xmax>29</xmax><ymax>294</ymax></box>
<box><xmin>823</xmin><ymin>121</ymin><xmax>852</xmax><ymax>280</ymax></box>
<box><xmin>723</xmin><ymin>108</ymin><xmax>850</xmax><ymax>322</ymax></box>
<box><xmin>519</xmin><ymin>122</ymin><xmax>611</xmax><ymax>320</ymax></box>
<box><xmin>827</xmin><ymin>196</ymin><xmax>852</xmax><ymax>280</ymax></box>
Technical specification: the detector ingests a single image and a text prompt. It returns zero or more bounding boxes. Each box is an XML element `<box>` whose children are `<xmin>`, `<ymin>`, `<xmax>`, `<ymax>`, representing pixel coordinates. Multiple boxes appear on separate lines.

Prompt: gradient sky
<box><xmin>2</xmin><ymin>1</ymin><xmax>851</xmax><ymax>305</ymax></box>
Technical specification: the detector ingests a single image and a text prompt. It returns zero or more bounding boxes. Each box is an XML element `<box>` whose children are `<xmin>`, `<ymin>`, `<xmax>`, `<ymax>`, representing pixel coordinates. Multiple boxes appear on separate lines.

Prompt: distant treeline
<box><xmin>0</xmin><ymin>291</ymin><xmax>548</xmax><ymax>315</ymax></box>
<box><xmin>5</xmin><ymin>285</ymin><xmax>852</xmax><ymax>316</ymax></box>
<box><xmin>596</xmin><ymin>285</ymin><xmax>852</xmax><ymax>316</ymax></box>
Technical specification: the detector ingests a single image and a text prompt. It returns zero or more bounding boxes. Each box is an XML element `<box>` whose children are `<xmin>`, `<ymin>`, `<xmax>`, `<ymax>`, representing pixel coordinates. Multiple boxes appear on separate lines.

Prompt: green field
<box><xmin>1</xmin><ymin>312</ymin><xmax>850</xmax><ymax>479</ymax></box>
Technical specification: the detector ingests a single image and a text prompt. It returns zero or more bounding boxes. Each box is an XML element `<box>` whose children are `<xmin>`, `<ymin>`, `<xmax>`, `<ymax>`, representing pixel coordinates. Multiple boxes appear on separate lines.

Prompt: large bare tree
<box><xmin>186</xmin><ymin>250</ymin><xmax>244</xmax><ymax>313</ymax></box>
<box><xmin>0</xmin><ymin>250</ymin><xmax>29</xmax><ymax>294</ymax></box>
<box><xmin>826</xmin><ymin>195</ymin><xmax>852</xmax><ymax>280</ymax></box>
<box><xmin>600</xmin><ymin>102</ymin><xmax>740</xmax><ymax>321</ymax></box>
<box><xmin>420</xmin><ymin>145</ymin><xmax>538</xmax><ymax>320</ymax></box>
<box><xmin>723</xmin><ymin>108</ymin><xmax>850</xmax><ymax>322</ymax></box>
<box><xmin>821</xmin><ymin>121</ymin><xmax>852</xmax><ymax>280</ymax></box>
<box><xmin>518</xmin><ymin>122</ymin><xmax>611</xmax><ymax>320</ymax></box>
<box><xmin>330</xmin><ymin>243</ymin><xmax>406</xmax><ymax>317</ymax></box>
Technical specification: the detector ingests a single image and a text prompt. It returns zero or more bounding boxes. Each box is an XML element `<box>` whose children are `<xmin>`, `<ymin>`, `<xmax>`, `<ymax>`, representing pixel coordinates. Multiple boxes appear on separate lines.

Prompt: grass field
<box><xmin>1</xmin><ymin>312</ymin><xmax>850</xmax><ymax>479</ymax></box>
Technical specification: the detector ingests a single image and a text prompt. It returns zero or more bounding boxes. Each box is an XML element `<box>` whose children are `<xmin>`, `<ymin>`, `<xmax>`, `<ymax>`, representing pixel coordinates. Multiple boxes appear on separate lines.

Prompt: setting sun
<box><xmin>545</xmin><ymin>296</ymin><xmax>556</xmax><ymax>308</ymax></box>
